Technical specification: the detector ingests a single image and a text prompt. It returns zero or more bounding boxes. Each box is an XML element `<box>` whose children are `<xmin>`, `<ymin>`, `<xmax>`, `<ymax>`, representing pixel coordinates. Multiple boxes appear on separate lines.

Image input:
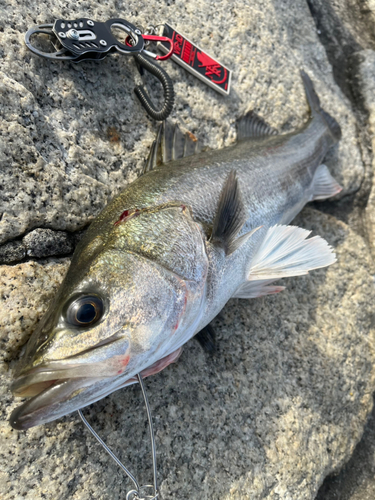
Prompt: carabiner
<box><xmin>125</xmin><ymin>34</ymin><xmax>173</xmax><ymax>61</ymax></box>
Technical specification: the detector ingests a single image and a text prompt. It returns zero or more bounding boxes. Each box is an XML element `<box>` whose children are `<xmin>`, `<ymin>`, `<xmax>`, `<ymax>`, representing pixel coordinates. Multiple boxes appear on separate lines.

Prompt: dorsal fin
<box><xmin>172</xmin><ymin>123</ymin><xmax>186</xmax><ymax>160</ymax></box>
<box><xmin>237</xmin><ymin>112</ymin><xmax>277</xmax><ymax>141</ymax></box>
<box><xmin>143</xmin><ymin>121</ymin><xmax>204</xmax><ymax>173</ymax></box>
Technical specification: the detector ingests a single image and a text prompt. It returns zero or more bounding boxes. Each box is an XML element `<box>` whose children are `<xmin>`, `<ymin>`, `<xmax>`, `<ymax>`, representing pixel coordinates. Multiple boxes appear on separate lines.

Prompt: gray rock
<box><xmin>0</xmin><ymin>258</ymin><xmax>70</xmax><ymax>365</ymax></box>
<box><xmin>0</xmin><ymin>240</ymin><xmax>26</xmax><ymax>264</ymax></box>
<box><xmin>316</xmin><ymin>395</ymin><xmax>375</xmax><ymax>500</ymax></box>
<box><xmin>306</xmin><ymin>0</ymin><xmax>375</xmax><ymax>101</ymax></box>
<box><xmin>0</xmin><ymin>0</ymin><xmax>365</xmax><ymax>246</ymax></box>
<box><xmin>22</xmin><ymin>228</ymin><xmax>73</xmax><ymax>258</ymax></box>
<box><xmin>351</xmin><ymin>49</ymin><xmax>375</xmax><ymax>260</ymax></box>
<box><xmin>1</xmin><ymin>208</ymin><xmax>375</xmax><ymax>500</ymax></box>
<box><xmin>1</xmin><ymin>0</ymin><xmax>375</xmax><ymax>499</ymax></box>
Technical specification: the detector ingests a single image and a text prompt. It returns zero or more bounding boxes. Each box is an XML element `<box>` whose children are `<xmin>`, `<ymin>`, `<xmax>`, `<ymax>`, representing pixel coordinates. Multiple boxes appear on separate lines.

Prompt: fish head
<box><xmin>10</xmin><ymin>203</ymin><xmax>208</xmax><ymax>429</ymax></box>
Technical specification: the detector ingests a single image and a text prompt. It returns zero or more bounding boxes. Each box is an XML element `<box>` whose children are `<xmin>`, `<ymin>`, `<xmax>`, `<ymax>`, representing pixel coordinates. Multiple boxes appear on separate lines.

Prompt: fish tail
<box><xmin>301</xmin><ymin>70</ymin><xmax>342</xmax><ymax>142</ymax></box>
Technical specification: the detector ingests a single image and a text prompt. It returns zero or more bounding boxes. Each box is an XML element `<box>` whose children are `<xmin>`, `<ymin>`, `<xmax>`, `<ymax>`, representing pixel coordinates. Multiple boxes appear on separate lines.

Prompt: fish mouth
<box><xmin>10</xmin><ymin>336</ymin><xmax>132</xmax><ymax>431</ymax></box>
<box><xmin>9</xmin><ymin>377</ymin><xmax>101</xmax><ymax>431</ymax></box>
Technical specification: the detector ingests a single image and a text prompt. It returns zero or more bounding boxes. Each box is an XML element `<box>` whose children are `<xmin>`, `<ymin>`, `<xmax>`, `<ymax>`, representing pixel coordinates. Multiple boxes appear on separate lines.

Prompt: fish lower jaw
<box><xmin>14</xmin><ymin>379</ymin><xmax>60</xmax><ymax>398</ymax></box>
<box><xmin>9</xmin><ymin>376</ymin><xmax>105</xmax><ymax>431</ymax></box>
<box><xmin>11</xmin><ymin>367</ymin><xmax>108</xmax><ymax>399</ymax></box>
<box><xmin>9</xmin><ymin>348</ymin><xmax>184</xmax><ymax>431</ymax></box>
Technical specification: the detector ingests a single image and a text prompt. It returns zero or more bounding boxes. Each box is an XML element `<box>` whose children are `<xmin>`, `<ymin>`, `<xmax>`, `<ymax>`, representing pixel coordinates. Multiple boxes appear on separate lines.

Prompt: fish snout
<box><xmin>11</xmin><ymin>335</ymin><xmax>131</xmax><ymax>399</ymax></box>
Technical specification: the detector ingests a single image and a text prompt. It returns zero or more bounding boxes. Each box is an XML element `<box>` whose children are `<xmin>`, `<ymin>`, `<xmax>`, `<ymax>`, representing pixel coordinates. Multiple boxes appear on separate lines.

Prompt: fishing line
<box><xmin>78</xmin><ymin>373</ymin><xmax>158</xmax><ymax>500</ymax></box>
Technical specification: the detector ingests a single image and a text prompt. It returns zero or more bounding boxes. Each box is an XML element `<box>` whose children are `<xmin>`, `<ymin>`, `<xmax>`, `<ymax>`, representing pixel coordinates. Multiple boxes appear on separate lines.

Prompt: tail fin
<box><xmin>301</xmin><ymin>70</ymin><xmax>342</xmax><ymax>142</ymax></box>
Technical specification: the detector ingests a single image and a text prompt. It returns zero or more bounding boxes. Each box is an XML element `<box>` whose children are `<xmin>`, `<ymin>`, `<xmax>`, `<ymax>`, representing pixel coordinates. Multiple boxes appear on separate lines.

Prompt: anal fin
<box><xmin>234</xmin><ymin>279</ymin><xmax>285</xmax><ymax>299</ymax></box>
<box><xmin>248</xmin><ymin>224</ymin><xmax>336</xmax><ymax>281</ymax></box>
<box><xmin>311</xmin><ymin>164</ymin><xmax>342</xmax><ymax>201</ymax></box>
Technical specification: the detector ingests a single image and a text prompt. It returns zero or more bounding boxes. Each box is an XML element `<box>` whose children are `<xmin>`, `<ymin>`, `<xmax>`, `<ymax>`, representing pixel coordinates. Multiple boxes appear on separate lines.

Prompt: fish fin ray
<box><xmin>237</xmin><ymin>112</ymin><xmax>278</xmax><ymax>141</ymax></box>
<box><xmin>233</xmin><ymin>279</ymin><xmax>286</xmax><ymax>299</ymax></box>
<box><xmin>172</xmin><ymin>122</ymin><xmax>186</xmax><ymax>159</ymax></box>
<box><xmin>143</xmin><ymin>139</ymin><xmax>156</xmax><ymax>174</ymax></box>
<box><xmin>143</xmin><ymin>121</ymin><xmax>204</xmax><ymax>172</ymax></box>
<box><xmin>210</xmin><ymin>170</ymin><xmax>260</xmax><ymax>255</ymax></box>
<box><xmin>143</xmin><ymin>124</ymin><xmax>163</xmax><ymax>173</ymax></box>
<box><xmin>248</xmin><ymin>224</ymin><xmax>336</xmax><ymax>280</ymax></box>
<box><xmin>311</xmin><ymin>164</ymin><xmax>342</xmax><ymax>200</ymax></box>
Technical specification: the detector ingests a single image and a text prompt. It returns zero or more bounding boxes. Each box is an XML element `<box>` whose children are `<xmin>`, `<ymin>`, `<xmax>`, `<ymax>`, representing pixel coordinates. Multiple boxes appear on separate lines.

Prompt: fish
<box><xmin>9</xmin><ymin>71</ymin><xmax>342</xmax><ymax>430</ymax></box>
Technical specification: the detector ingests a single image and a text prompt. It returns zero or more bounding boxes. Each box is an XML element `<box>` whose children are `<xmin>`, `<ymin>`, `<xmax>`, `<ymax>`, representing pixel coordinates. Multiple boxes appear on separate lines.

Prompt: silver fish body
<box><xmin>10</xmin><ymin>72</ymin><xmax>342</xmax><ymax>430</ymax></box>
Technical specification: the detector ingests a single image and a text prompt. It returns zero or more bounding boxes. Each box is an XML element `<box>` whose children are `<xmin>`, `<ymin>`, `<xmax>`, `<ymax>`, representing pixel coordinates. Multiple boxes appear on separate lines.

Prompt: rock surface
<box><xmin>0</xmin><ymin>0</ymin><xmax>365</xmax><ymax>247</ymax></box>
<box><xmin>316</xmin><ymin>395</ymin><xmax>375</xmax><ymax>500</ymax></box>
<box><xmin>1</xmin><ymin>208</ymin><xmax>375</xmax><ymax>500</ymax></box>
<box><xmin>354</xmin><ymin>49</ymin><xmax>375</xmax><ymax>260</ymax></box>
<box><xmin>1</xmin><ymin>0</ymin><xmax>375</xmax><ymax>499</ymax></box>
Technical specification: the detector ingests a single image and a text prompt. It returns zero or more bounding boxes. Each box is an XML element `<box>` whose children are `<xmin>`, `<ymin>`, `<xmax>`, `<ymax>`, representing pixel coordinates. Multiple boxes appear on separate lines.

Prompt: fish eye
<box><xmin>66</xmin><ymin>295</ymin><xmax>104</xmax><ymax>327</ymax></box>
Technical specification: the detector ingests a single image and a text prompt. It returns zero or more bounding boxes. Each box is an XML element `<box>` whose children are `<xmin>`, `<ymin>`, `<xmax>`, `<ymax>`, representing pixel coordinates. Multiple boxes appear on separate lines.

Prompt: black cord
<box><xmin>133</xmin><ymin>54</ymin><xmax>175</xmax><ymax>121</ymax></box>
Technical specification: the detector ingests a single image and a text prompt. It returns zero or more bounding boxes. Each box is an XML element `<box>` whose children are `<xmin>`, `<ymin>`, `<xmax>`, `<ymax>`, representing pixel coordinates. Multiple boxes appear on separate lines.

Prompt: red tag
<box><xmin>158</xmin><ymin>24</ymin><xmax>231</xmax><ymax>96</ymax></box>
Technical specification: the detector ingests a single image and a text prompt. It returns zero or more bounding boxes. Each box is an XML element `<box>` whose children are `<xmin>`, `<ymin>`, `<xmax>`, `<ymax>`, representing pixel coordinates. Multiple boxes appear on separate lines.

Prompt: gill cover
<box><xmin>12</xmin><ymin>202</ymin><xmax>208</xmax><ymax>393</ymax></box>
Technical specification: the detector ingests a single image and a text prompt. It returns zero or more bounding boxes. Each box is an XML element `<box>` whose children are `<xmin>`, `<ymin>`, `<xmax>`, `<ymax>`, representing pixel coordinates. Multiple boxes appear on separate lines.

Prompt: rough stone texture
<box><xmin>1</xmin><ymin>0</ymin><xmax>375</xmax><ymax>499</ymax></box>
<box><xmin>353</xmin><ymin>49</ymin><xmax>375</xmax><ymax>260</ymax></box>
<box><xmin>22</xmin><ymin>228</ymin><xmax>73</xmax><ymax>258</ymax></box>
<box><xmin>306</xmin><ymin>0</ymin><xmax>375</xmax><ymax>101</ymax></box>
<box><xmin>0</xmin><ymin>230</ymin><xmax>80</xmax><ymax>264</ymax></box>
<box><xmin>1</xmin><ymin>208</ymin><xmax>375</xmax><ymax>500</ymax></box>
<box><xmin>315</xmin><ymin>47</ymin><xmax>375</xmax><ymax>500</ymax></box>
<box><xmin>316</xmin><ymin>395</ymin><xmax>375</xmax><ymax>500</ymax></box>
<box><xmin>0</xmin><ymin>0</ymin><xmax>364</xmax><ymax>246</ymax></box>
<box><xmin>0</xmin><ymin>258</ymin><xmax>70</xmax><ymax>364</ymax></box>
<box><xmin>0</xmin><ymin>241</ymin><xmax>26</xmax><ymax>264</ymax></box>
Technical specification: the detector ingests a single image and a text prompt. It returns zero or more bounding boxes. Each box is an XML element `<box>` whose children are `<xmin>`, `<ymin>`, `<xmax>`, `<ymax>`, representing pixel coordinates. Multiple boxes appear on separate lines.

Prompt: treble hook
<box><xmin>78</xmin><ymin>373</ymin><xmax>158</xmax><ymax>500</ymax></box>
<box><xmin>133</xmin><ymin>53</ymin><xmax>175</xmax><ymax>121</ymax></box>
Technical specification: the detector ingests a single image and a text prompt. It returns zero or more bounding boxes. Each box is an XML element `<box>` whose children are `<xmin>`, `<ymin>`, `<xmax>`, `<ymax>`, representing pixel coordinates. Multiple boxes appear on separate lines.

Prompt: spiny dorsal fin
<box><xmin>210</xmin><ymin>170</ymin><xmax>261</xmax><ymax>255</ymax></box>
<box><xmin>143</xmin><ymin>124</ymin><xmax>163</xmax><ymax>174</ymax></box>
<box><xmin>143</xmin><ymin>121</ymin><xmax>204</xmax><ymax>173</ymax></box>
<box><xmin>162</xmin><ymin>120</ymin><xmax>174</xmax><ymax>163</ymax></box>
<box><xmin>172</xmin><ymin>123</ymin><xmax>186</xmax><ymax>160</ymax></box>
<box><xmin>248</xmin><ymin>224</ymin><xmax>336</xmax><ymax>281</ymax></box>
<box><xmin>237</xmin><ymin>112</ymin><xmax>277</xmax><ymax>141</ymax></box>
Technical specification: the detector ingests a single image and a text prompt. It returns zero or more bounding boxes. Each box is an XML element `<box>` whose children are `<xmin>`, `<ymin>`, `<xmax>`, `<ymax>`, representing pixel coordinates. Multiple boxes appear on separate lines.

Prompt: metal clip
<box><xmin>124</xmin><ymin>33</ymin><xmax>173</xmax><ymax>61</ymax></box>
<box><xmin>25</xmin><ymin>18</ymin><xmax>145</xmax><ymax>61</ymax></box>
<box><xmin>78</xmin><ymin>374</ymin><xmax>158</xmax><ymax>500</ymax></box>
<box><xmin>24</xmin><ymin>18</ymin><xmax>175</xmax><ymax>120</ymax></box>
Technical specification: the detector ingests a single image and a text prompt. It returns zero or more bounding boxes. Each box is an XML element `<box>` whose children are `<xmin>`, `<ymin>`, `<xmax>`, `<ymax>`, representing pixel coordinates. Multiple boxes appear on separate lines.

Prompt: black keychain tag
<box><xmin>158</xmin><ymin>23</ymin><xmax>232</xmax><ymax>96</ymax></box>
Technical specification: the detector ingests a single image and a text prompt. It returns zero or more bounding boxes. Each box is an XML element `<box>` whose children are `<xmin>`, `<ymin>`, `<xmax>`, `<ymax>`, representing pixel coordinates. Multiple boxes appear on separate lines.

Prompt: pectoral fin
<box><xmin>210</xmin><ymin>170</ymin><xmax>261</xmax><ymax>255</ymax></box>
<box><xmin>247</xmin><ymin>224</ymin><xmax>336</xmax><ymax>281</ymax></box>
